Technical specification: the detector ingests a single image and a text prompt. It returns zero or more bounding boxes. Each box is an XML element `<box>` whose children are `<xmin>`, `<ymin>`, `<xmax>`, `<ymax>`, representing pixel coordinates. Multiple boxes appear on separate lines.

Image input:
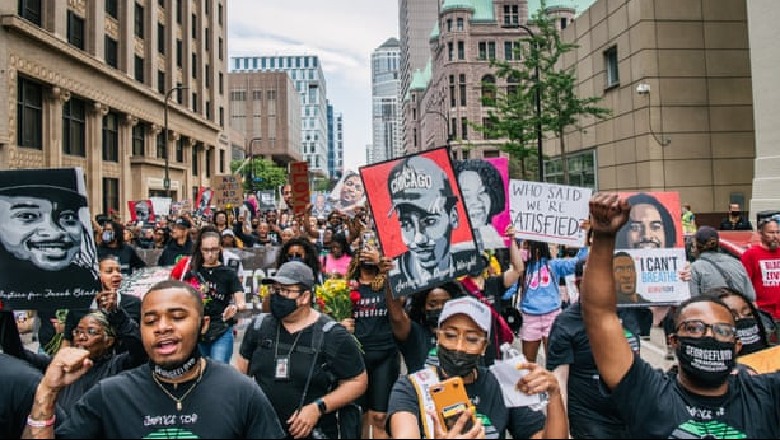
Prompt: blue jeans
<box><xmin>198</xmin><ymin>326</ymin><xmax>234</xmax><ymax>363</ymax></box>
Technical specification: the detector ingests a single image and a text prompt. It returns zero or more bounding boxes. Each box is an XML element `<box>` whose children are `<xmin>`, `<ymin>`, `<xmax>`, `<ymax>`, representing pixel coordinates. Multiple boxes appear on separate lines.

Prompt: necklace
<box><xmin>275</xmin><ymin>323</ymin><xmax>304</xmax><ymax>359</ymax></box>
<box><xmin>152</xmin><ymin>359</ymin><xmax>205</xmax><ymax>411</ymax></box>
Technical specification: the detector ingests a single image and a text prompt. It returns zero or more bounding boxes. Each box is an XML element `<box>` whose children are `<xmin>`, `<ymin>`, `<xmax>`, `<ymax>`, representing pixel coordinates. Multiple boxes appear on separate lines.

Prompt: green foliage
<box><xmin>230</xmin><ymin>158</ymin><xmax>288</xmax><ymax>192</ymax></box>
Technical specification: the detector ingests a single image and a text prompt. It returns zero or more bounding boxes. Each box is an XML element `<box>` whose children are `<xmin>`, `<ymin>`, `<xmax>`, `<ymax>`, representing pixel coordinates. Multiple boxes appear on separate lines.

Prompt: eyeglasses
<box><xmin>288</xmin><ymin>252</ymin><xmax>305</xmax><ymax>259</ymax></box>
<box><xmin>271</xmin><ymin>286</ymin><xmax>302</xmax><ymax>298</ymax></box>
<box><xmin>676</xmin><ymin>320</ymin><xmax>735</xmax><ymax>342</ymax></box>
<box><xmin>437</xmin><ymin>329</ymin><xmax>487</xmax><ymax>350</ymax></box>
<box><xmin>72</xmin><ymin>328</ymin><xmax>104</xmax><ymax>338</ymax></box>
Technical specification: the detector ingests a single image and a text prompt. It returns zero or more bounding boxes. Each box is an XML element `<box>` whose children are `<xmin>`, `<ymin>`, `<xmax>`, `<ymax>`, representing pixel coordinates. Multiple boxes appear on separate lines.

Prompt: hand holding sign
<box><xmin>589</xmin><ymin>193</ymin><xmax>631</xmax><ymax>236</ymax></box>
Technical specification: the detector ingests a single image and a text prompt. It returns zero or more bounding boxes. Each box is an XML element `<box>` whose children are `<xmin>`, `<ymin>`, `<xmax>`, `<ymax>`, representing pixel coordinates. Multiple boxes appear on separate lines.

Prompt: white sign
<box><xmin>613</xmin><ymin>247</ymin><xmax>690</xmax><ymax>306</ymax></box>
<box><xmin>149</xmin><ymin>196</ymin><xmax>172</xmax><ymax>217</ymax></box>
<box><xmin>508</xmin><ymin>180</ymin><xmax>592</xmax><ymax>246</ymax></box>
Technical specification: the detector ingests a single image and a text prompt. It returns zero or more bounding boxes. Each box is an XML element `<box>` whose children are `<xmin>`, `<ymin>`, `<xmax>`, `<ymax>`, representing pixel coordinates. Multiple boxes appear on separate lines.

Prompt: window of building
<box><xmin>17</xmin><ymin>77</ymin><xmax>43</xmax><ymax>149</ymax></box>
<box><xmin>176</xmin><ymin>82</ymin><xmax>183</xmax><ymax>103</ymax></box>
<box><xmin>457</xmin><ymin>41</ymin><xmax>465</xmax><ymax>60</ymax></box>
<box><xmin>132</xmin><ymin>124</ymin><xmax>145</xmax><ymax>156</ymax></box>
<box><xmin>219</xmin><ymin>149</ymin><xmax>225</xmax><ymax>173</ymax></box>
<box><xmin>102</xmin><ymin>112</ymin><xmax>119</xmax><ymax>162</ymax></box>
<box><xmin>158</xmin><ymin>70</ymin><xmax>165</xmax><ymax>94</ymax></box>
<box><xmin>461</xmin><ymin>117</ymin><xmax>468</xmax><ymax>140</ymax></box>
<box><xmin>192</xmin><ymin>92</ymin><xmax>198</xmax><ymax>113</ymax></box>
<box><xmin>176</xmin><ymin>136</ymin><xmax>185</xmax><ymax>162</ymax></box>
<box><xmin>462</xmin><ymin>149</ymin><xmax>470</xmax><ymax>159</ymax></box>
<box><xmin>450</xmin><ymin>118</ymin><xmax>457</xmax><ymax>139</ymax></box>
<box><xmin>481</xmin><ymin>74</ymin><xmax>495</xmax><ymax>106</ymax></box>
<box><xmin>447</xmin><ymin>19</ymin><xmax>452</xmax><ymax>32</ymax></box>
<box><xmin>544</xmin><ymin>149</ymin><xmax>597</xmax><ymax>188</ymax></box>
<box><xmin>482</xmin><ymin>117</ymin><xmax>497</xmax><ymax>140</ymax></box>
<box><xmin>105</xmin><ymin>36</ymin><xmax>118</xmax><ymax>68</ymax></box>
<box><xmin>176</xmin><ymin>39</ymin><xmax>182</xmax><ymax>67</ymax></box>
<box><xmin>62</xmin><ymin>97</ymin><xmax>85</xmax><ymax>156</ymax></box>
<box><xmin>158</xmin><ymin>23</ymin><xmax>165</xmax><ymax>54</ymax></box>
<box><xmin>488</xmin><ymin>41</ymin><xmax>496</xmax><ymax>60</ymax></box>
<box><xmin>205</xmin><ymin>27</ymin><xmax>210</xmax><ymax>51</ymax></box>
<box><xmin>218</xmin><ymin>3</ymin><xmax>223</xmax><ymax>25</ymax></box>
<box><xmin>176</xmin><ymin>0</ymin><xmax>182</xmax><ymax>23</ymax></box>
<box><xmin>507</xmin><ymin>71</ymin><xmax>521</xmax><ymax>96</ymax></box>
<box><xmin>205</xmin><ymin>64</ymin><xmax>210</xmax><ymax>88</ymax></box>
<box><xmin>66</xmin><ymin>11</ymin><xmax>84</xmax><ymax>50</ymax></box>
<box><xmin>134</xmin><ymin>3</ymin><xmax>144</xmax><ymax>38</ymax></box>
<box><xmin>19</xmin><ymin>0</ymin><xmax>42</xmax><ymax>26</ymax></box>
<box><xmin>158</xmin><ymin>0</ymin><xmax>164</xmax><ymax>7</ymax></box>
<box><xmin>218</xmin><ymin>37</ymin><xmax>223</xmax><ymax>60</ymax></box>
<box><xmin>448</xmin><ymin>42</ymin><xmax>454</xmax><ymax>61</ymax></box>
<box><xmin>504</xmin><ymin>41</ymin><xmax>520</xmax><ymax>60</ymax></box>
<box><xmin>478</xmin><ymin>42</ymin><xmax>487</xmax><ymax>60</ymax></box>
<box><xmin>219</xmin><ymin>72</ymin><xmax>224</xmax><ymax>94</ymax></box>
<box><xmin>191</xmin><ymin>13</ymin><xmax>197</xmax><ymax>38</ymax></box>
<box><xmin>206</xmin><ymin>148</ymin><xmax>212</xmax><ymax>178</ymax></box>
<box><xmin>205</xmin><ymin>101</ymin><xmax>211</xmax><ymax>119</ymax></box>
<box><xmin>219</xmin><ymin>106</ymin><xmax>224</xmax><ymax>127</ymax></box>
<box><xmin>134</xmin><ymin>56</ymin><xmax>144</xmax><ymax>83</ymax></box>
<box><xmin>503</xmin><ymin>4</ymin><xmax>519</xmax><ymax>26</ymax></box>
<box><xmin>191</xmin><ymin>53</ymin><xmax>197</xmax><ymax>78</ymax></box>
<box><xmin>456</xmin><ymin>17</ymin><xmax>464</xmax><ymax>31</ymax></box>
<box><xmin>604</xmin><ymin>46</ymin><xmax>619</xmax><ymax>88</ymax></box>
<box><xmin>483</xmin><ymin>150</ymin><xmax>500</xmax><ymax>158</ymax></box>
<box><xmin>192</xmin><ymin>145</ymin><xmax>198</xmax><ymax>176</ymax></box>
<box><xmin>157</xmin><ymin>132</ymin><xmax>165</xmax><ymax>159</ymax></box>
<box><xmin>102</xmin><ymin>178</ymin><xmax>119</xmax><ymax>216</ymax></box>
<box><xmin>205</xmin><ymin>0</ymin><xmax>210</xmax><ymax>14</ymax></box>
<box><xmin>561</xmin><ymin>18</ymin><xmax>568</xmax><ymax>29</ymax></box>
<box><xmin>459</xmin><ymin>73</ymin><xmax>467</xmax><ymax>106</ymax></box>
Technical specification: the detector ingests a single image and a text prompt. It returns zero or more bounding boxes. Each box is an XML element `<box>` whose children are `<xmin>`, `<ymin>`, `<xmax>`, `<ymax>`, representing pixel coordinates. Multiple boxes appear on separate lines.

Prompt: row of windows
<box><xmin>443</xmin><ymin>5</ymin><xmax>519</xmax><ymax>34</ymax></box>
<box><xmin>447</xmin><ymin>40</ymin><xmax>524</xmax><ymax>62</ymax></box>
<box><xmin>234</xmin><ymin>56</ymin><xmax>319</xmax><ymax>71</ymax></box>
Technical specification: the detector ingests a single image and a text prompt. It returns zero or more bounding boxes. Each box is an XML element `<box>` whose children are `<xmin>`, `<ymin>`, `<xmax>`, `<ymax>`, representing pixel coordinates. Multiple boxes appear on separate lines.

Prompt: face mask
<box><xmin>288</xmin><ymin>256</ymin><xmax>304</xmax><ymax>263</ymax></box>
<box><xmin>676</xmin><ymin>336</ymin><xmax>736</xmax><ymax>388</ymax></box>
<box><xmin>730</xmin><ymin>211</ymin><xmax>740</xmax><ymax>217</ymax></box>
<box><xmin>102</xmin><ymin>231</ymin><xmax>115</xmax><ymax>242</ymax></box>
<box><xmin>437</xmin><ymin>345</ymin><xmax>480</xmax><ymax>378</ymax></box>
<box><xmin>425</xmin><ymin>309</ymin><xmax>442</xmax><ymax>329</ymax></box>
<box><xmin>735</xmin><ymin>318</ymin><xmax>765</xmax><ymax>356</ymax></box>
<box><xmin>270</xmin><ymin>294</ymin><xmax>299</xmax><ymax>320</ymax></box>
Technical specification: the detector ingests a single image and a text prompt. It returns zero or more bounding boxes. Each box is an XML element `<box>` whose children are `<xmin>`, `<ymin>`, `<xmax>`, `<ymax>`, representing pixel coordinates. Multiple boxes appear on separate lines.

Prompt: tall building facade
<box><xmin>326</xmin><ymin>103</ymin><xmax>344</xmax><ymax>179</ymax></box>
<box><xmin>398</xmin><ymin>0</ymin><xmax>441</xmax><ymax>155</ymax></box>
<box><xmin>1</xmin><ymin>0</ymin><xmax>229</xmax><ymax>217</ymax></box>
<box><xmin>228</xmin><ymin>71</ymin><xmax>302</xmax><ymax>167</ymax></box>
<box><xmin>371</xmin><ymin>38</ymin><xmax>402</xmax><ymax>162</ymax></box>
<box><xmin>231</xmin><ymin>55</ymin><xmax>329</xmax><ymax>177</ymax></box>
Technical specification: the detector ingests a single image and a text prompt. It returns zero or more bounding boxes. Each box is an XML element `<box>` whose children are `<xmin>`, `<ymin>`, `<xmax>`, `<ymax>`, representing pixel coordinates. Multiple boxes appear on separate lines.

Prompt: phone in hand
<box><xmin>361</xmin><ymin>230</ymin><xmax>377</xmax><ymax>265</ymax></box>
<box><xmin>429</xmin><ymin>377</ymin><xmax>476</xmax><ymax>434</ymax></box>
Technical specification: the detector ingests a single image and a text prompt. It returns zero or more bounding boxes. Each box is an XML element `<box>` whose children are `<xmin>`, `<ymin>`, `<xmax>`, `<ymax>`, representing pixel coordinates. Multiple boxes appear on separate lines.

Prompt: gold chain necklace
<box><xmin>151</xmin><ymin>359</ymin><xmax>205</xmax><ymax>411</ymax></box>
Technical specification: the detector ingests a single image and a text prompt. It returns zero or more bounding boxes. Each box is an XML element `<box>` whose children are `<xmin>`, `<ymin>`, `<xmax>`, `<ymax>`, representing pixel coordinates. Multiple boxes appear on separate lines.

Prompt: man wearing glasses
<box><xmin>581</xmin><ymin>192</ymin><xmax>780</xmax><ymax>438</ymax></box>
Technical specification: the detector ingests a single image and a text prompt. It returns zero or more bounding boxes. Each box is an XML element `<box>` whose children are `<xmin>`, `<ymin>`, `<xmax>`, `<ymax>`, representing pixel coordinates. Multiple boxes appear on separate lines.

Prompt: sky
<box><xmin>227</xmin><ymin>0</ymin><xmax>400</xmax><ymax>173</ymax></box>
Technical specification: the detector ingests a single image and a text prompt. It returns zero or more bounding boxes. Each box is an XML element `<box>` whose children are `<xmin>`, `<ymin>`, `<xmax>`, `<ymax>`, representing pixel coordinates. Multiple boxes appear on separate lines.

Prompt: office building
<box><xmin>372</xmin><ymin>37</ymin><xmax>402</xmax><ymax>162</ymax></box>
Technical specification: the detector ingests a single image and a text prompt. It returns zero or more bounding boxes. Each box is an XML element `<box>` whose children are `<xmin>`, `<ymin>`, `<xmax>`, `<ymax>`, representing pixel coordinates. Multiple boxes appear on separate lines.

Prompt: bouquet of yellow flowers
<box><xmin>315</xmin><ymin>278</ymin><xmax>360</xmax><ymax>321</ymax></box>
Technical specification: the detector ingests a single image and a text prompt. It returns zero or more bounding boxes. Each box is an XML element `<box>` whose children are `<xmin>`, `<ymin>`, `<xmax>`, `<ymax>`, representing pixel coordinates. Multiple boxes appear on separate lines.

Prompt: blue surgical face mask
<box><xmin>102</xmin><ymin>231</ymin><xmax>115</xmax><ymax>242</ymax></box>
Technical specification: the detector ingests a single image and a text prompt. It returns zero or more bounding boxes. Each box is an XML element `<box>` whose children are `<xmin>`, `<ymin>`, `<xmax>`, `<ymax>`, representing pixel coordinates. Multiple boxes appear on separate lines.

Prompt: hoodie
<box><xmin>157</xmin><ymin>238</ymin><xmax>193</xmax><ymax>266</ymax></box>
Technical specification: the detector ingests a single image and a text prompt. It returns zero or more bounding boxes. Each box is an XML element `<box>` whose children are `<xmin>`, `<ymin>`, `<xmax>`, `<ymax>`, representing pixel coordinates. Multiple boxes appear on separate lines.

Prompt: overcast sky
<box><xmin>227</xmin><ymin>0</ymin><xmax>400</xmax><ymax>172</ymax></box>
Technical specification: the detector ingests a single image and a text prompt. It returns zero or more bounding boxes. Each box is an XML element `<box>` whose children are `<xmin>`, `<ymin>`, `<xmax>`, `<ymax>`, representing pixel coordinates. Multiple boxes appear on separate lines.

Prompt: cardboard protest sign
<box><xmin>330</xmin><ymin>170</ymin><xmax>366</xmax><ymax>217</ymax></box>
<box><xmin>289</xmin><ymin>161</ymin><xmax>309</xmax><ymax>216</ymax></box>
<box><xmin>0</xmin><ymin>168</ymin><xmax>101</xmax><ymax>310</ymax></box>
<box><xmin>738</xmin><ymin>345</ymin><xmax>780</xmax><ymax>374</ymax></box>
<box><xmin>257</xmin><ymin>190</ymin><xmax>276</xmax><ymax>212</ymax></box>
<box><xmin>311</xmin><ymin>192</ymin><xmax>332</xmax><ymax>219</ymax></box>
<box><xmin>195</xmin><ymin>187</ymin><xmax>213</xmax><ymax>217</ymax></box>
<box><xmin>118</xmin><ymin>266</ymin><xmax>174</xmax><ymax>299</ymax></box>
<box><xmin>213</xmin><ymin>175</ymin><xmax>242</xmax><ymax>207</ymax></box>
<box><xmin>455</xmin><ymin>157</ymin><xmax>510</xmax><ymax>250</ymax></box>
<box><xmin>613</xmin><ymin>248</ymin><xmax>689</xmax><ymax>306</ymax></box>
<box><xmin>509</xmin><ymin>180</ymin><xmax>592</xmax><ymax>246</ymax></box>
<box><xmin>128</xmin><ymin>200</ymin><xmax>156</xmax><ymax>224</ymax></box>
<box><xmin>615</xmin><ymin>191</ymin><xmax>683</xmax><ymax>250</ymax></box>
<box><xmin>149</xmin><ymin>196</ymin><xmax>172</xmax><ymax>217</ymax></box>
<box><xmin>360</xmin><ymin>146</ymin><xmax>480</xmax><ymax>298</ymax></box>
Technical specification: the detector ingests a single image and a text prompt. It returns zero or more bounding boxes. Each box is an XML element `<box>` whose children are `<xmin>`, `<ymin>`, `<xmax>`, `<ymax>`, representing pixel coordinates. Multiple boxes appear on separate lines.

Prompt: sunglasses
<box><xmin>288</xmin><ymin>252</ymin><xmax>305</xmax><ymax>259</ymax></box>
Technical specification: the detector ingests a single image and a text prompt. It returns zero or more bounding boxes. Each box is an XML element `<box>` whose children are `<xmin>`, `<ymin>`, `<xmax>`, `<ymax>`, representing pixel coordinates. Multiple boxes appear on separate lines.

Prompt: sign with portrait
<box><xmin>508</xmin><ymin>180</ymin><xmax>592</xmax><ymax>246</ymax></box>
<box><xmin>311</xmin><ymin>192</ymin><xmax>332</xmax><ymax>219</ymax></box>
<box><xmin>360</xmin><ymin>146</ymin><xmax>480</xmax><ymax>298</ymax></box>
<box><xmin>128</xmin><ymin>200</ymin><xmax>156</xmax><ymax>224</ymax></box>
<box><xmin>613</xmin><ymin>247</ymin><xmax>690</xmax><ymax>306</ymax></box>
<box><xmin>213</xmin><ymin>175</ymin><xmax>242</xmax><ymax>207</ymax></box>
<box><xmin>289</xmin><ymin>161</ymin><xmax>310</xmax><ymax>216</ymax></box>
<box><xmin>615</xmin><ymin>191</ymin><xmax>683</xmax><ymax>251</ymax></box>
<box><xmin>737</xmin><ymin>345</ymin><xmax>780</xmax><ymax>374</ymax></box>
<box><xmin>195</xmin><ymin>187</ymin><xmax>213</xmax><ymax>217</ymax></box>
<box><xmin>257</xmin><ymin>190</ymin><xmax>276</xmax><ymax>212</ymax></box>
<box><xmin>0</xmin><ymin>168</ymin><xmax>101</xmax><ymax>311</ymax></box>
<box><xmin>455</xmin><ymin>157</ymin><xmax>510</xmax><ymax>250</ymax></box>
<box><xmin>329</xmin><ymin>170</ymin><xmax>366</xmax><ymax>217</ymax></box>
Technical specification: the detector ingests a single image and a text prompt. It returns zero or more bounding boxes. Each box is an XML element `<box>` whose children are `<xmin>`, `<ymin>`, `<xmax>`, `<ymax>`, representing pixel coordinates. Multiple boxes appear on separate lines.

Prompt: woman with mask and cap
<box><xmin>708</xmin><ymin>287</ymin><xmax>772</xmax><ymax>357</ymax></box>
<box><xmin>386</xmin><ymin>295</ymin><xmax>568</xmax><ymax>439</ymax></box>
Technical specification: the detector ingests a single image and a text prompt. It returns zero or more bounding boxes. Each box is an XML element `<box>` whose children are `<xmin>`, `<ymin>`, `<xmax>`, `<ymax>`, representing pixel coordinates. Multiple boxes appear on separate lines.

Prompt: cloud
<box><xmin>227</xmin><ymin>0</ymin><xmax>399</xmax><ymax>171</ymax></box>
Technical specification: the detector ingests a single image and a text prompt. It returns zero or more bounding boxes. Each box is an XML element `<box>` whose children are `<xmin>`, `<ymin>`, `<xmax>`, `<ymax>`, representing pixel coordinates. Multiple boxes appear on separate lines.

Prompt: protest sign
<box><xmin>149</xmin><ymin>197</ymin><xmax>172</xmax><ymax>217</ymax></box>
<box><xmin>257</xmin><ymin>190</ymin><xmax>276</xmax><ymax>212</ymax></box>
<box><xmin>213</xmin><ymin>175</ymin><xmax>242</xmax><ymax>207</ymax></box>
<box><xmin>118</xmin><ymin>266</ymin><xmax>174</xmax><ymax>299</ymax></box>
<box><xmin>195</xmin><ymin>187</ymin><xmax>213</xmax><ymax>217</ymax></box>
<box><xmin>289</xmin><ymin>161</ymin><xmax>309</xmax><ymax>216</ymax></box>
<box><xmin>330</xmin><ymin>170</ymin><xmax>366</xmax><ymax>217</ymax></box>
<box><xmin>360</xmin><ymin>146</ymin><xmax>479</xmax><ymax>298</ymax></box>
<box><xmin>0</xmin><ymin>168</ymin><xmax>100</xmax><ymax>310</ymax></box>
<box><xmin>615</xmin><ymin>191</ymin><xmax>683</xmax><ymax>250</ymax></box>
<box><xmin>128</xmin><ymin>200</ymin><xmax>156</xmax><ymax>224</ymax></box>
<box><xmin>509</xmin><ymin>180</ymin><xmax>592</xmax><ymax>246</ymax></box>
<box><xmin>455</xmin><ymin>157</ymin><xmax>510</xmax><ymax>250</ymax></box>
<box><xmin>738</xmin><ymin>346</ymin><xmax>780</xmax><ymax>374</ymax></box>
<box><xmin>613</xmin><ymin>247</ymin><xmax>690</xmax><ymax>307</ymax></box>
<box><xmin>311</xmin><ymin>192</ymin><xmax>332</xmax><ymax>219</ymax></box>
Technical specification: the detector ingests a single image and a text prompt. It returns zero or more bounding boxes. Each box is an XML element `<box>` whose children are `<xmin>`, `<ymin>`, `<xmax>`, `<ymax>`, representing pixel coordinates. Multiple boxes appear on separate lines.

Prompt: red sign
<box><xmin>289</xmin><ymin>162</ymin><xmax>309</xmax><ymax>216</ymax></box>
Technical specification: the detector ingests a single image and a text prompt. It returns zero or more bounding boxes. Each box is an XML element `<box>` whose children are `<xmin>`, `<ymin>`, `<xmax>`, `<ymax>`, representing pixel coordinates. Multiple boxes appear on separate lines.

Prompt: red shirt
<box><xmin>741</xmin><ymin>245</ymin><xmax>780</xmax><ymax>318</ymax></box>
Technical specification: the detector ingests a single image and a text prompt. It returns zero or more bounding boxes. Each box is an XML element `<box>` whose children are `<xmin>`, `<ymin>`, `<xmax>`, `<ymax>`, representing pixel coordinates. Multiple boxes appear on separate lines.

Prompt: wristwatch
<box><xmin>315</xmin><ymin>398</ymin><xmax>327</xmax><ymax>415</ymax></box>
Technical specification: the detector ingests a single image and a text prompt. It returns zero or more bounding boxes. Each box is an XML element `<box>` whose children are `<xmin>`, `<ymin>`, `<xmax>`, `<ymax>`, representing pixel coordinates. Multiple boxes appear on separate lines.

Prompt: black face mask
<box><xmin>676</xmin><ymin>336</ymin><xmax>736</xmax><ymax>388</ymax></box>
<box><xmin>425</xmin><ymin>309</ymin><xmax>442</xmax><ymax>329</ymax></box>
<box><xmin>437</xmin><ymin>345</ymin><xmax>480</xmax><ymax>378</ymax></box>
<box><xmin>270</xmin><ymin>294</ymin><xmax>299</xmax><ymax>320</ymax></box>
<box><xmin>730</xmin><ymin>211</ymin><xmax>741</xmax><ymax>217</ymax></box>
<box><xmin>736</xmin><ymin>318</ymin><xmax>765</xmax><ymax>356</ymax></box>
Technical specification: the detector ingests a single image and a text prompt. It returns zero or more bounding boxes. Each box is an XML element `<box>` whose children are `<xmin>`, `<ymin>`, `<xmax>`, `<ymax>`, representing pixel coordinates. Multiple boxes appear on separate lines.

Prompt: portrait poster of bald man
<box><xmin>613</xmin><ymin>191</ymin><xmax>690</xmax><ymax>306</ymax></box>
<box><xmin>360</xmin><ymin>146</ymin><xmax>480</xmax><ymax>298</ymax></box>
<box><xmin>0</xmin><ymin>168</ymin><xmax>100</xmax><ymax>311</ymax></box>
<box><xmin>128</xmin><ymin>199</ymin><xmax>156</xmax><ymax>224</ymax></box>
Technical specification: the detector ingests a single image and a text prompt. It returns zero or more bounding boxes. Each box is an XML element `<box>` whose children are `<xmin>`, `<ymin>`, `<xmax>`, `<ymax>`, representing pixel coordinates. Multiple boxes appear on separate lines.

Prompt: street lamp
<box><xmin>517</xmin><ymin>24</ymin><xmax>544</xmax><ymax>182</ymax></box>
<box><xmin>163</xmin><ymin>86</ymin><xmax>187</xmax><ymax>199</ymax></box>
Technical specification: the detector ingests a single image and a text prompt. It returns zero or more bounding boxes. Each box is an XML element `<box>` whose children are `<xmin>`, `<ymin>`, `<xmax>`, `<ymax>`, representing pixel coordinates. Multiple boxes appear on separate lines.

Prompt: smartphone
<box><xmin>429</xmin><ymin>377</ymin><xmax>476</xmax><ymax>433</ymax></box>
<box><xmin>361</xmin><ymin>230</ymin><xmax>377</xmax><ymax>265</ymax></box>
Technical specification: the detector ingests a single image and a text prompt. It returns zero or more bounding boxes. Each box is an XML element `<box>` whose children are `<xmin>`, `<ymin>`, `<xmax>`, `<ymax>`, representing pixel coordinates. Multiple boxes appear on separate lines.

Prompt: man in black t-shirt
<box><xmin>581</xmin><ymin>193</ymin><xmax>780</xmax><ymax>438</ymax></box>
<box><xmin>23</xmin><ymin>280</ymin><xmax>284</xmax><ymax>439</ymax></box>
<box><xmin>0</xmin><ymin>353</ymin><xmax>42</xmax><ymax>439</ymax></box>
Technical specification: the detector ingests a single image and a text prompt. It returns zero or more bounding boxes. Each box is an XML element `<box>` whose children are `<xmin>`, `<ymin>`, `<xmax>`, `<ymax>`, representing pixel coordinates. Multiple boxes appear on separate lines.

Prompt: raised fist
<box><xmin>588</xmin><ymin>193</ymin><xmax>630</xmax><ymax>236</ymax></box>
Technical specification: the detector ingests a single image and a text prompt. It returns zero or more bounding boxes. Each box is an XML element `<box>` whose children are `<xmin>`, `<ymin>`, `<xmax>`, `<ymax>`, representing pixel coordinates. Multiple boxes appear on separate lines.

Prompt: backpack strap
<box><xmin>408</xmin><ymin>366</ymin><xmax>440</xmax><ymax>439</ymax></box>
<box><xmin>699</xmin><ymin>254</ymin><xmax>738</xmax><ymax>291</ymax></box>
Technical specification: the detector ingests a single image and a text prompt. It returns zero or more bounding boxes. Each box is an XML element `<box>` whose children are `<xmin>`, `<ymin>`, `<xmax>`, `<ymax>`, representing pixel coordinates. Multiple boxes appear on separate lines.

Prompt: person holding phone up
<box><xmin>387</xmin><ymin>296</ymin><xmax>568</xmax><ymax>439</ymax></box>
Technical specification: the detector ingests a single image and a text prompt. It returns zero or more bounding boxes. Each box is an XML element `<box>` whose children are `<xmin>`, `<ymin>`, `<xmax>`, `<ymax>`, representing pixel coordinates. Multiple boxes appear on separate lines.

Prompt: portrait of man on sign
<box><xmin>616</xmin><ymin>192</ymin><xmax>679</xmax><ymax>250</ymax></box>
<box><xmin>129</xmin><ymin>199</ymin><xmax>155</xmax><ymax>224</ymax></box>
<box><xmin>0</xmin><ymin>168</ymin><xmax>100</xmax><ymax>311</ymax></box>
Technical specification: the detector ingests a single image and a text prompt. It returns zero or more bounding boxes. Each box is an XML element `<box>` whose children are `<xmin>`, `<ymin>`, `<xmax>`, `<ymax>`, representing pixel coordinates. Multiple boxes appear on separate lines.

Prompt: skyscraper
<box><xmin>371</xmin><ymin>38</ymin><xmax>402</xmax><ymax>163</ymax></box>
<box><xmin>231</xmin><ymin>55</ymin><xmax>329</xmax><ymax>177</ymax></box>
<box><xmin>327</xmin><ymin>103</ymin><xmax>344</xmax><ymax>179</ymax></box>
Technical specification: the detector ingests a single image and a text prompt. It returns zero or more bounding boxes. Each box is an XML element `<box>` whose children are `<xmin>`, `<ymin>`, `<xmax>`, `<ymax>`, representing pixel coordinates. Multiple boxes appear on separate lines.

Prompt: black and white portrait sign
<box><xmin>0</xmin><ymin>168</ymin><xmax>100</xmax><ymax>310</ymax></box>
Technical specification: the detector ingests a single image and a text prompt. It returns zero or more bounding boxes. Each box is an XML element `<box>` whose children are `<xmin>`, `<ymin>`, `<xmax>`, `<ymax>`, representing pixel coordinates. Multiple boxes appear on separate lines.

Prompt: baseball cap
<box><xmin>695</xmin><ymin>226</ymin><xmax>719</xmax><ymax>244</ymax></box>
<box><xmin>0</xmin><ymin>168</ymin><xmax>88</xmax><ymax>207</ymax></box>
<box><xmin>387</xmin><ymin>156</ymin><xmax>455</xmax><ymax>217</ymax></box>
<box><xmin>173</xmin><ymin>217</ymin><xmax>192</xmax><ymax>229</ymax></box>
<box><xmin>221</xmin><ymin>229</ymin><xmax>235</xmax><ymax>237</ymax></box>
<box><xmin>261</xmin><ymin>261</ymin><xmax>314</xmax><ymax>290</ymax></box>
<box><xmin>438</xmin><ymin>296</ymin><xmax>492</xmax><ymax>337</ymax></box>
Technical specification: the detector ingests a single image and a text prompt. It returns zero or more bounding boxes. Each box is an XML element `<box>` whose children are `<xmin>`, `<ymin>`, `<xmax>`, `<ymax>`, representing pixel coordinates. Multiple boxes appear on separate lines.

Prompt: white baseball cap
<box><xmin>438</xmin><ymin>296</ymin><xmax>491</xmax><ymax>337</ymax></box>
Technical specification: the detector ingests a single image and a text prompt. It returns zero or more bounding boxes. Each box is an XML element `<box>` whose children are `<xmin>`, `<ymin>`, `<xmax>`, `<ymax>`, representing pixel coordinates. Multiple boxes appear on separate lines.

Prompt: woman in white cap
<box><xmin>387</xmin><ymin>296</ymin><xmax>568</xmax><ymax>439</ymax></box>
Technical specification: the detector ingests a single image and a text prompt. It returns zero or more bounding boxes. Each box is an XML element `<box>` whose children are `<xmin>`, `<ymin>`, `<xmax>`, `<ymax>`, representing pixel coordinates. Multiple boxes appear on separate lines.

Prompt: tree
<box><xmin>230</xmin><ymin>157</ymin><xmax>288</xmax><ymax>192</ymax></box>
<box><xmin>478</xmin><ymin>0</ymin><xmax>610</xmax><ymax>184</ymax></box>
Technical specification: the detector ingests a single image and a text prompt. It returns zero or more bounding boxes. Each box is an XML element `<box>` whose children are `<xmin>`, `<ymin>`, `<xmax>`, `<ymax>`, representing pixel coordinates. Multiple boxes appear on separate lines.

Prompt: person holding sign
<box><xmin>615</xmin><ymin>193</ymin><xmax>678</xmax><ymax>250</ymax></box>
<box><xmin>581</xmin><ymin>192</ymin><xmax>780</xmax><ymax>438</ymax></box>
<box><xmin>454</xmin><ymin>160</ymin><xmax>506</xmax><ymax>250</ymax></box>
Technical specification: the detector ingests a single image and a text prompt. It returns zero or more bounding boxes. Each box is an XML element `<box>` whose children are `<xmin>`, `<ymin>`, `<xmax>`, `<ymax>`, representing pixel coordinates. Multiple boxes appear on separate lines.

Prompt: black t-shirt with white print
<box><xmin>56</xmin><ymin>360</ymin><xmax>284</xmax><ymax>439</ymax></box>
<box><xmin>610</xmin><ymin>356</ymin><xmax>780</xmax><ymax>438</ymax></box>
<box><xmin>354</xmin><ymin>284</ymin><xmax>396</xmax><ymax>353</ymax></box>
<box><xmin>197</xmin><ymin>264</ymin><xmax>243</xmax><ymax>319</ymax></box>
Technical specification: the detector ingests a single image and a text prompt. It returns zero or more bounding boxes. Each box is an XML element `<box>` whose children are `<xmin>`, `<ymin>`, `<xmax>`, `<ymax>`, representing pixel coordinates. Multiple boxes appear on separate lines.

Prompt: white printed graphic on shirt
<box><xmin>759</xmin><ymin>259</ymin><xmax>780</xmax><ymax>287</ymax></box>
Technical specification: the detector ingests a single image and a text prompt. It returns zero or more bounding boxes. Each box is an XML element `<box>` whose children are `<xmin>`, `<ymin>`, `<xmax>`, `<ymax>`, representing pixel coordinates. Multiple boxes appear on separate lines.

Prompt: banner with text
<box><xmin>509</xmin><ymin>180</ymin><xmax>592</xmax><ymax>246</ymax></box>
<box><xmin>149</xmin><ymin>197</ymin><xmax>172</xmax><ymax>217</ymax></box>
<box><xmin>289</xmin><ymin>162</ymin><xmax>310</xmax><ymax>216</ymax></box>
<box><xmin>613</xmin><ymin>247</ymin><xmax>690</xmax><ymax>307</ymax></box>
<box><xmin>213</xmin><ymin>175</ymin><xmax>243</xmax><ymax>207</ymax></box>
